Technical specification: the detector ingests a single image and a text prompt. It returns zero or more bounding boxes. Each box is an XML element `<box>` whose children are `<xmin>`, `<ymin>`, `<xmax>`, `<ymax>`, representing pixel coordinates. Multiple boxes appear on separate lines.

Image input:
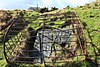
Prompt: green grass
<box><xmin>74</xmin><ymin>9</ymin><xmax>100</xmax><ymax>46</ymax></box>
<box><xmin>0</xmin><ymin>1</ymin><xmax>100</xmax><ymax>66</ymax></box>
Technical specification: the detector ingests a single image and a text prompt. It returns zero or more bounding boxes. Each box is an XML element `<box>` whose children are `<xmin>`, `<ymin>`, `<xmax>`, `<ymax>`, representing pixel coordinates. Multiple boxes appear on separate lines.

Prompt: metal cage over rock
<box><xmin>3</xmin><ymin>11</ymin><xmax>87</xmax><ymax>66</ymax></box>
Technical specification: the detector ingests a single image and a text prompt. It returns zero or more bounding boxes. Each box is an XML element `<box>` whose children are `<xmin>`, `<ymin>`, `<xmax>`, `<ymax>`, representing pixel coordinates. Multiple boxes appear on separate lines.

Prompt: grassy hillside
<box><xmin>72</xmin><ymin>1</ymin><xmax>100</xmax><ymax>65</ymax></box>
<box><xmin>73</xmin><ymin>1</ymin><xmax>100</xmax><ymax>56</ymax></box>
<box><xmin>60</xmin><ymin>0</ymin><xmax>100</xmax><ymax>51</ymax></box>
<box><xmin>0</xmin><ymin>1</ymin><xmax>100</xmax><ymax>67</ymax></box>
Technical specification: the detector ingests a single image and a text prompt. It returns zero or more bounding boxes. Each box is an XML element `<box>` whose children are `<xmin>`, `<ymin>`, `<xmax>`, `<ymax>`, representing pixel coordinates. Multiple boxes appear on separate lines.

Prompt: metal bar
<box><xmin>39</xmin><ymin>33</ymin><xmax>43</xmax><ymax>64</ymax></box>
<box><xmin>3</xmin><ymin>11</ymin><xmax>98</xmax><ymax>65</ymax></box>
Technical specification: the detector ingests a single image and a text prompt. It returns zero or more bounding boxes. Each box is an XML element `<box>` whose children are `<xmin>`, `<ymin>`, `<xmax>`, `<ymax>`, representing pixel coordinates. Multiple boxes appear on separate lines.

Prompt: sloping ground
<box><xmin>1</xmin><ymin>11</ymin><xmax>88</xmax><ymax>67</ymax></box>
<box><xmin>76</xmin><ymin>2</ymin><xmax>100</xmax><ymax>63</ymax></box>
<box><xmin>65</xmin><ymin>1</ymin><xmax>100</xmax><ymax>65</ymax></box>
<box><xmin>75</xmin><ymin>9</ymin><xmax>100</xmax><ymax>65</ymax></box>
<box><xmin>59</xmin><ymin>1</ymin><xmax>100</xmax><ymax>65</ymax></box>
<box><xmin>0</xmin><ymin>10</ymin><xmax>100</xmax><ymax>67</ymax></box>
<box><xmin>0</xmin><ymin>1</ymin><xmax>100</xmax><ymax>66</ymax></box>
<box><xmin>75</xmin><ymin>9</ymin><xmax>100</xmax><ymax>45</ymax></box>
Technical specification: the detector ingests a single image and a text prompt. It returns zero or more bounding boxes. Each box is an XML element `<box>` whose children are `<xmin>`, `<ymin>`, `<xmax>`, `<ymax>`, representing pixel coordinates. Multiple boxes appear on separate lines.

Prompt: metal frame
<box><xmin>3</xmin><ymin>11</ymin><xmax>99</xmax><ymax>66</ymax></box>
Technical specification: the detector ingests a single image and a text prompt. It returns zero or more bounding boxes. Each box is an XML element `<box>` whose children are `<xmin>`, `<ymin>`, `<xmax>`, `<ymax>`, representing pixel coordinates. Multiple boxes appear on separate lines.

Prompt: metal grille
<box><xmin>3</xmin><ymin>11</ymin><xmax>89</xmax><ymax>66</ymax></box>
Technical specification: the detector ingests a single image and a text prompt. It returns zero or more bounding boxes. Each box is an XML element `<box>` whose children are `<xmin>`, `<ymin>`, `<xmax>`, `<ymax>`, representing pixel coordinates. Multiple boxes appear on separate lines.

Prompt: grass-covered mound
<box><xmin>0</xmin><ymin>1</ymin><xmax>100</xmax><ymax>66</ymax></box>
